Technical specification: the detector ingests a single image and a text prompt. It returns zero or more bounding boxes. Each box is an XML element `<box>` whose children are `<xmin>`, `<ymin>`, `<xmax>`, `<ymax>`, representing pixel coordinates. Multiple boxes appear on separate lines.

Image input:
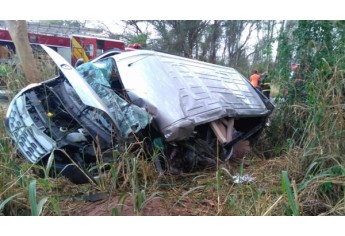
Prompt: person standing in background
<box><xmin>250</xmin><ymin>69</ymin><xmax>261</xmax><ymax>90</ymax></box>
<box><xmin>261</xmin><ymin>72</ymin><xmax>271</xmax><ymax>99</ymax></box>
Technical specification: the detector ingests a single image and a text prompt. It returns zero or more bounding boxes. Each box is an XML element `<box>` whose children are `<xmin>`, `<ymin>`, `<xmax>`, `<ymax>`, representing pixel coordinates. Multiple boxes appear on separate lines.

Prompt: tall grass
<box><xmin>29</xmin><ymin>179</ymin><xmax>48</xmax><ymax>216</ymax></box>
<box><xmin>281</xmin><ymin>170</ymin><xmax>299</xmax><ymax>216</ymax></box>
<box><xmin>257</xmin><ymin>58</ymin><xmax>345</xmax><ymax>215</ymax></box>
<box><xmin>0</xmin><ymin>50</ymin><xmax>65</xmax><ymax>215</ymax></box>
<box><xmin>0</xmin><ymin>193</ymin><xmax>20</xmax><ymax>215</ymax></box>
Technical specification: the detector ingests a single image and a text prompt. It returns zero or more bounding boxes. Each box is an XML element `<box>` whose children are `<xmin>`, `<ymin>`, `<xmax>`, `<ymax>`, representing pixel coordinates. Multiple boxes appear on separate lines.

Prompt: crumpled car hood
<box><xmin>41</xmin><ymin>45</ymin><xmax>117</xmax><ymax>126</ymax></box>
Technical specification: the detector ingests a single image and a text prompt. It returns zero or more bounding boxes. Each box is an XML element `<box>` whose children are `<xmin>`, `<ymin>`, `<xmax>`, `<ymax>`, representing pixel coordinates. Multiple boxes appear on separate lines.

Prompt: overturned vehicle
<box><xmin>5</xmin><ymin>45</ymin><xmax>274</xmax><ymax>183</ymax></box>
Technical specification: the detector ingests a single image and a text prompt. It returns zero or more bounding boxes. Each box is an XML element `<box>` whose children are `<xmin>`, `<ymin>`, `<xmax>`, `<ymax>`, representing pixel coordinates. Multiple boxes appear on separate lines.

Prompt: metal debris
<box><xmin>232</xmin><ymin>173</ymin><xmax>256</xmax><ymax>184</ymax></box>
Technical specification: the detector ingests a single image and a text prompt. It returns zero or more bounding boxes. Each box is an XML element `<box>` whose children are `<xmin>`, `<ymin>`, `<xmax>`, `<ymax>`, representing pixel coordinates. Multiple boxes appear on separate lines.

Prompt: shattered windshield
<box><xmin>76</xmin><ymin>58</ymin><xmax>151</xmax><ymax>138</ymax></box>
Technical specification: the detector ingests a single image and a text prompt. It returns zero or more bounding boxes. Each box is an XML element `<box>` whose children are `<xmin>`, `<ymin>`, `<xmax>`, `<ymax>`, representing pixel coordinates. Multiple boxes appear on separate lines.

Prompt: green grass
<box><xmin>29</xmin><ymin>179</ymin><xmax>48</xmax><ymax>216</ymax></box>
<box><xmin>281</xmin><ymin>170</ymin><xmax>300</xmax><ymax>216</ymax></box>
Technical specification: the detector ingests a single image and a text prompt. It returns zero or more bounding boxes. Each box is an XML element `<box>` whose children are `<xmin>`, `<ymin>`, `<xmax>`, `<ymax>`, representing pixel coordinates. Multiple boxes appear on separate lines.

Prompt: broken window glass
<box><xmin>76</xmin><ymin>58</ymin><xmax>151</xmax><ymax>138</ymax></box>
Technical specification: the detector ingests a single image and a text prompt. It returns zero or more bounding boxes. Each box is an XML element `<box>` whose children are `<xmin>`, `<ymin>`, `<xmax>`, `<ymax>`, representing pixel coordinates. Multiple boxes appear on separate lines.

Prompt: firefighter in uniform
<box><xmin>261</xmin><ymin>72</ymin><xmax>271</xmax><ymax>99</ymax></box>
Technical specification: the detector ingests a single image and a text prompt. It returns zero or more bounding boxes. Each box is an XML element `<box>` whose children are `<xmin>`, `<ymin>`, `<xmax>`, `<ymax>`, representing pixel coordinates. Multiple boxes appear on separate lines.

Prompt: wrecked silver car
<box><xmin>5</xmin><ymin>45</ymin><xmax>273</xmax><ymax>183</ymax></box>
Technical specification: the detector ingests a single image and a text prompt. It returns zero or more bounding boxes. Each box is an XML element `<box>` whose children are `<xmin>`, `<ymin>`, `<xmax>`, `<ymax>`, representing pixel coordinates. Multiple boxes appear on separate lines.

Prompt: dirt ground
<box><xmin>57</xmin><ymin>156</ymin><xmax>281</xmax><ymax>216</ymax></box>
<box><xmin>57</xmin><ymin>141</ymin><xmax>258</xmax><ymax>216</ymax></box>
<box><xmin>59</xmin><ymin>187</ymin><xmax>220</xmax><ymax>216</ymax></box>
<box><xmin>61</xmin><ymin>195</ymin><xmax>168</xmax><ymax>216</ymax></box>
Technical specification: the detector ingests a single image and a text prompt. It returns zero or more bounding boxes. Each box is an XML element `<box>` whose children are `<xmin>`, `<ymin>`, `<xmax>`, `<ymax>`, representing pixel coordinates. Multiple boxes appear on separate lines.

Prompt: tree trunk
<box><xmin>5</xmin><ymin>20</ymin><xmax>42</xmax><ymax>83</ymax></box>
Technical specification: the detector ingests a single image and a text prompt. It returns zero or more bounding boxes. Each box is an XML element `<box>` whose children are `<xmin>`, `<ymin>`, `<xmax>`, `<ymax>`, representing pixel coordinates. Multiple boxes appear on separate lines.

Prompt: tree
<box><xmin>150</xmin><ymin>20</ymin><xmax>209</xmax><ymax>58</ymax></box>
<box><xmin>199</xmin><ymin>20</ymin><xmax>223</xmax><ymax>64</ymax></box>
<box><xmin>5</xmin><ymin>20</ymin><xmax>42</xmax><ymax>83</ymax></box>
<box><xmin>39</xmin><ymin>20</ymin><xmax>87</xmax><ymax>28</ymax></box>
<box><xmin>223</xmin><ymin>20</ymin><xmax>256</xmax><ymax>72</ymax></box>
<box><xmin>120</xmin><ymin>20</ymin><xmax>149</xmax><ymax>48</ymax></box>
<box><xmin>208</xmin><ymin>20</ymin><xmax>223</xmax><ymax>64</ymax></box>
<box><xmin>248</xmin><ymin>20</ymin><xmax>277</xmax><ymax>75</ymax></box>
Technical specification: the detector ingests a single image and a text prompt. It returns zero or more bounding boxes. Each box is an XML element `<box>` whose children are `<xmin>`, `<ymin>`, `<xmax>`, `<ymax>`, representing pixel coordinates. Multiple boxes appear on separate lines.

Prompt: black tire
<box><xmin>41</xmin><ymin>151</ymin><xmax>95</xmax><ymax>184</ymax></box>
<box><xmin>52</xmin><ymin>162</ymin><xmax>91</xmax><ymax>184</ymax></box>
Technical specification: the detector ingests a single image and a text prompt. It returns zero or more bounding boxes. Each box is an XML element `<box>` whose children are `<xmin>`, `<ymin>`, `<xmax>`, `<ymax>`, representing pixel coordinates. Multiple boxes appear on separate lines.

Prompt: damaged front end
<box><xmin>5</xmin><ymin>78</ymin><xmax>120</xmax><ymax>183</ymax></box>
<box><xmin>4</xmin><ymin>45</ymin><xmax>274</xmax><ymax>184</ymax></box>
<box><xmin>5</xmin><ymin>46</ymin><xmax>151</xmax><ymax>183</ymax></box>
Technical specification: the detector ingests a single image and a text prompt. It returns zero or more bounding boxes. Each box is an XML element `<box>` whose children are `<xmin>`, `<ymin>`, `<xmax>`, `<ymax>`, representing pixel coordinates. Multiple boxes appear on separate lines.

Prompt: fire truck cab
<box><xmin>0</xmin><ymin>28</ymin><xmax>126</xmax><ymax>65</ymax></box>
<box><xmin>70</xmin><ymin>35</ymin><xmax>125</xmax><ymax>65</ymax></box>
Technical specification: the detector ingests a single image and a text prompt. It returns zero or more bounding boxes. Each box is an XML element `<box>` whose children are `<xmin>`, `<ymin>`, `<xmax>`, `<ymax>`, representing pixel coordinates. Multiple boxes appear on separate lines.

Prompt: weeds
<box><xmin>257</xmin><ymin>57</ymin><xmax>345</xmax><ymax>216</ymax></box>
<box><xmin>0</xmin><ymin>193</ymin><xmax>20</xmax><ymax>215</ymax></box>
<box><xmin>281</xmin><ymin>171</ymin><xmax>300</xmax><ymax>216</ymax></box>
<box><xmin>29</xmin><ymin>179</ymin><xmax>48</xmax><ymax>216</ymax></box>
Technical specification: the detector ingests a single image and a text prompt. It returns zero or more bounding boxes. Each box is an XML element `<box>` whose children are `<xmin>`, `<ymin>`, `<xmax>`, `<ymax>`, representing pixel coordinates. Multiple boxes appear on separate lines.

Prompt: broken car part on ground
<box><xmin>4</xmin><ymin>45</ymin><xmax>274</xmax><ymax>184</ymax></box>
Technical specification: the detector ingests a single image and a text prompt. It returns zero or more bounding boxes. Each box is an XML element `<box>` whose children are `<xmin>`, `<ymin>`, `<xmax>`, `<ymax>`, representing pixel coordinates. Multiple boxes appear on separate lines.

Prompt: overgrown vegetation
<box><xmin>1</xmin><ymin>20</ymin><xmax>344</xmax><ymax>215</ymax></box>
<box><xmin>258</xmin><ymin>20</ymin><xmax>345</xmax><ymax>215</ymax></box>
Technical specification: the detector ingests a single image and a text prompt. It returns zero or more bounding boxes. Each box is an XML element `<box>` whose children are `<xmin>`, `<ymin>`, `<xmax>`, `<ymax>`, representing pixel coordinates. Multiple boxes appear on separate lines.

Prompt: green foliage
<box><xmin>0</xmin><ymin>59</ymin><xmax>26</xmax><ymax>98</ymax></box>
<box><xmin>29</xmin><ymin>179</ymin><xmax>48</xmax><ymax>216</ymax></box>
<box><xmin>38</xmin><ymin>20</ymin><xmax>86</xmax><ymax>28</ymax></box>
<box><xmin>0</xmin><ymin>64</ymin><xmax>7</xmax><ymax>76</ymax></box>
<box><xmin>39</xmin><ymin>20</ymin><xmax>65</xmax><ymax>25</ymax></box>
<box><xmin>128</xmin><ymin>155</ymin><xmax>162</xmax><ymax>215</ymax></box>
<box><xmin>198</xmin><ymin>20</ymin><xmax>223</xmax><ymax>64</ymax></box>
<box><xmin>272</xmin><ymin>20</ymin><xmax>345</xmax><ymax>144</ymax></box>
<box><xmin>0</xmin><ymin>193</ymin><xmax>20</xmax><ymax>215</ymax></box>
<box><xmin>266</xmin><ymin>20</ymin><xmax>345</xmax><ymax>215</ymax></box>
<box><xmin>128</xmin><ymin>34</ymin><xmax>148</xmax><ymax>48</ymax></box>
<box><xmin>150</xmin><ymin>20</ymin><xmax>209</xmax><ymax>58</ymax></box>
<box><xmin>281</xmin><ymin>171</ymin><xmax>299</xmax><ymax>216</ymax></box>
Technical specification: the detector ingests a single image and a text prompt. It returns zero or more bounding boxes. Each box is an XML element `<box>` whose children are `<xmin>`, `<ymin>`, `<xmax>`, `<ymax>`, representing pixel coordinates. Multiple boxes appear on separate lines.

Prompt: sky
<box><xmin>1</xmin><ymin>0</ymin><xmax>343</xmax><ymax>20</ymax></box>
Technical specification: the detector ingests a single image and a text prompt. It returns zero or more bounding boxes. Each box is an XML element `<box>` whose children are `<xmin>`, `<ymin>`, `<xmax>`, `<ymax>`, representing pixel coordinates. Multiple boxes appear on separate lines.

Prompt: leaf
<box><xmin>221</xmin><ymin>167</ymin><xmax>232</xmax><ymax>177</ymax></box>
<box><xmin>45</xmin><ymin>151</ymin><xmax>55</xmax><ymax>178</ymax></box>
<box><xmin>29</xmin><ymin>179</ymin><xmax>48</xmax><ymax>216</ymax></box>
<box><xmin>29</xmin><ymin>180</ymin><xmax>38</xmax><ymax>216</ymax></box>
<box><xmin>216</xmin><ymin>169</ymin><xmax>222</xmax><ymax>190</ymax></box>
<box><xmin>281</xmin><ymin>171</ymin><xmax>299</xmax><ymax>216</ymax></box>
<box><xmin>173</xmin><ymin>186</ymin><xmax>205</xmax><ymax>208</ymax></box>
<box><xmin>37</xmin><ymin>197</ymin><xmax>48</xmax><ymax>216</ymax></box>
<box><xmin>297</xmin><ymin>173</ymin><xmax>331</xmax><ymax>192</ymax></box>
<box><xmin>0</xmin><ymin>193</ymin><xmax>21</xmax><ymax>213</ymax></box>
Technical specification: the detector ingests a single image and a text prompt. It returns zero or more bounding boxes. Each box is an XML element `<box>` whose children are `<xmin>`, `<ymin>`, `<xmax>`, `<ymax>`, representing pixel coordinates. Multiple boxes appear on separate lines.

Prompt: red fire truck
<box><xmin>0</xmin><ymin>29</ymin><xmax>125</xmax><ymax>66</ymax></box>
